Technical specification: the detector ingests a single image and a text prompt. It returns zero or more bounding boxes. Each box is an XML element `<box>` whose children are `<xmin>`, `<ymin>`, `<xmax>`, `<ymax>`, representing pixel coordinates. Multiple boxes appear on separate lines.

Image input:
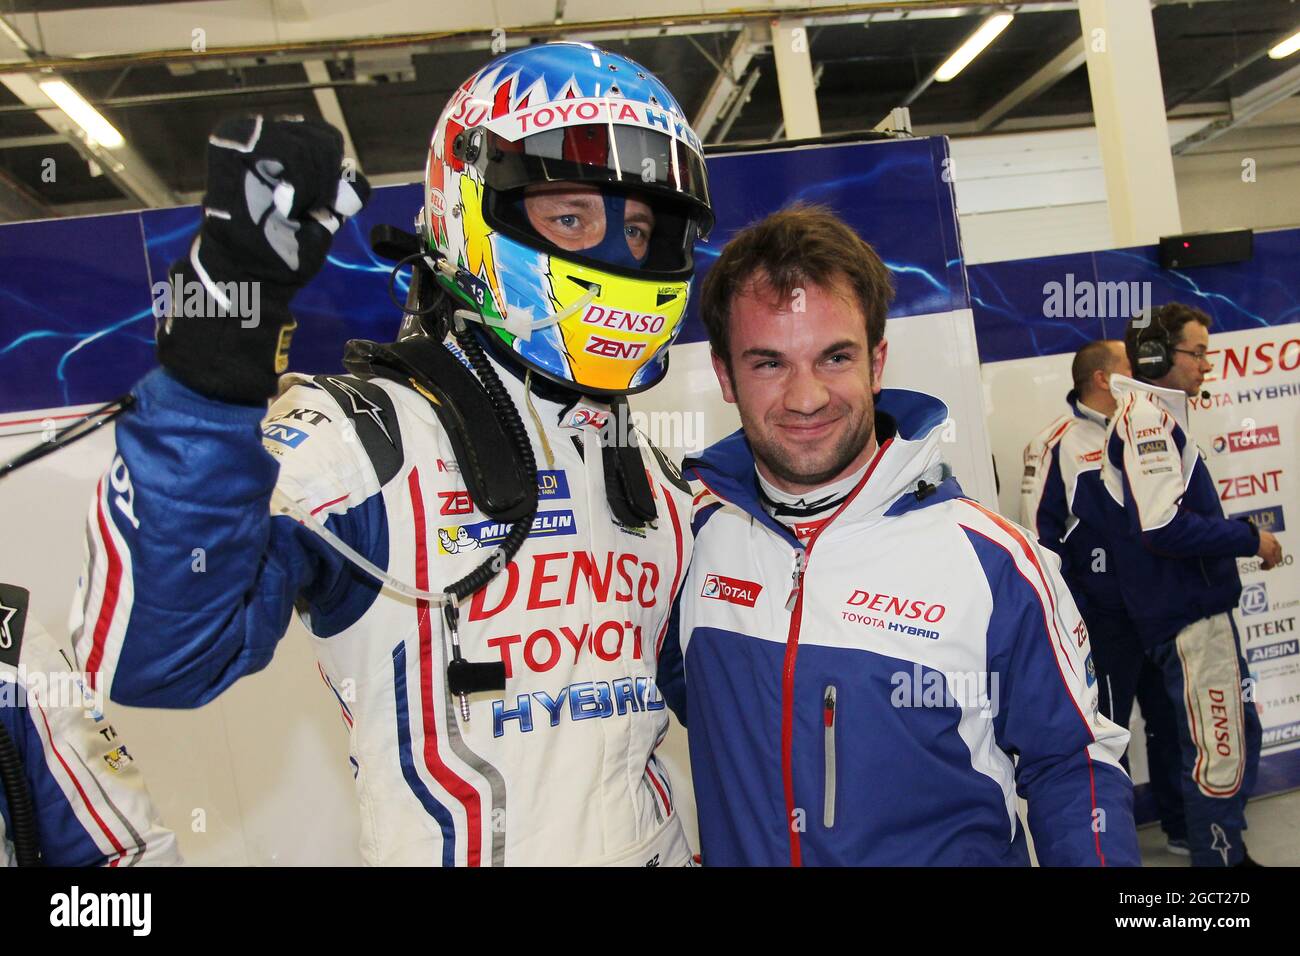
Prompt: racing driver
<box><xmin>70</xmin><ymin>41</ymin><xmax>713</xmax><ymax>866</ymax></box>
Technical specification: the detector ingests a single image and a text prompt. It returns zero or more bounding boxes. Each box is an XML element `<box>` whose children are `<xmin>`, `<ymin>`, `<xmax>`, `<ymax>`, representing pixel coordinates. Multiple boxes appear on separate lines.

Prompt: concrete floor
<box><xmin>1138</xmin><ymin>789</ymin><xmax>1300</xmax><ymax>866</ymax></box>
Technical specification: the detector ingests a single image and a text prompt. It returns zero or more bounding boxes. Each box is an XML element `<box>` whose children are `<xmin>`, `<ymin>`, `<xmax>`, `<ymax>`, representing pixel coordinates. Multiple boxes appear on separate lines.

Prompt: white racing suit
<box><xmin>71</xmin><ymin>339</ymin><xmax>694</xmax><ymax>866</ymax></box>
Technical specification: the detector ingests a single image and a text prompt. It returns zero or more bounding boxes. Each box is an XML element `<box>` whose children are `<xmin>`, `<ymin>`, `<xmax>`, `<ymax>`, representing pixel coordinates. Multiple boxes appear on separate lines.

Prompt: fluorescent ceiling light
<box><xmin>935</xmin><ymin>14</ymin><xmax>1014</xmax><ymax>82</ymax></box>
<box><xmin>38</xmin><ymin>79</ymin><xmax>125</xmax><ymax>149</ymax></box>
<box><xmin>1268</xmin><ymin>28</ymin><xmax>1300</xmax><ymax>59</ymax></box>
<box><xmin>0</xmin><ymin>16</ymin><xmax>31</xmax><ymax>52</ymax></box>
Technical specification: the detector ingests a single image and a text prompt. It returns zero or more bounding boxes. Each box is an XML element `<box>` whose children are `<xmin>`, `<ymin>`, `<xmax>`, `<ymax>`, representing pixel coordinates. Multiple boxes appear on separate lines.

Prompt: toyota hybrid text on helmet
<box><xmin>423</xmin><ymin>41</ymin><xmax>714</xmax><ymax>395</ymax></box>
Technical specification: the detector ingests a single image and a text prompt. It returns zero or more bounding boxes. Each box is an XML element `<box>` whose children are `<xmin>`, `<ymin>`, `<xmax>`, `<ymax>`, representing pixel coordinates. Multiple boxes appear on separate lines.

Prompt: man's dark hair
<box><xmin>1071</xmin><ymin>339</ymin><xmax>1123</xmax><ymax>393</ymax></box>
<box><xmin>699</xmin><ymin>203</ymin><xmax>895</xmax><ymax>366</ymax></box>
<box><xmin>1124</xmin><ymin>302</ymin><xmax>1212</xmax><ymax>381</ymax></box>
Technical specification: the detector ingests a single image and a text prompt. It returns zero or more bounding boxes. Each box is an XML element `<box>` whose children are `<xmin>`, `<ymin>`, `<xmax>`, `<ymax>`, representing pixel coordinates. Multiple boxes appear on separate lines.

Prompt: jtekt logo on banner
<box><xmin>701</xmin><ymin>573</ymin><xmax>762</xmax><ymax>607</ymax></box>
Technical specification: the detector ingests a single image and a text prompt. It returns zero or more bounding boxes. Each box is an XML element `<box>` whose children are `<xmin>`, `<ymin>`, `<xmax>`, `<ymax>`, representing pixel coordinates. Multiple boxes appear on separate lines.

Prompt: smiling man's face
<box><xmin>712</xmin><ymin>273</ymin><xmax>888</xmax><ymax>495</ymax></box>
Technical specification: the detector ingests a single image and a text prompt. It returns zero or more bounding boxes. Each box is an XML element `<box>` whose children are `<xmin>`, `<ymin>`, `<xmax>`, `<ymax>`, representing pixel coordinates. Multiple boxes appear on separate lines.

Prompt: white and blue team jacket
<box><xmin>1020</xmin><ymin>392</ymin><xmax>1124</xmax><ymax>614</ymax></box>
<box><xmin>0</xmin><ymin>601</ymin><xmax>178</xmax><ymax>867</ymax></box>
<box><xmin>1096</xmin><ymin>375</ymin><xmax>1260</xmax><ymax>647</ymax></box>
<box><xmin>659</xmin><ymin>388</ymin><xmax>1139</xmax><ymax>866</ymax></box>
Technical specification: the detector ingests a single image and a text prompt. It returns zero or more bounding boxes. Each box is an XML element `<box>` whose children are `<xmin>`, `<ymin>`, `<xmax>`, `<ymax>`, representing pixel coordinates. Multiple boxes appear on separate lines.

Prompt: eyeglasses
<box><xmin>1173</xmin><ymin>347</ymin><xmax>1209</xmax><ymax>363</ymax></box>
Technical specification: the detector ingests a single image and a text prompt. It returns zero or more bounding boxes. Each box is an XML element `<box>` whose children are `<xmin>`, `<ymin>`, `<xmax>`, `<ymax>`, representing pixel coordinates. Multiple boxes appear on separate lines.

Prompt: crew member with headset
<box><xmin>1094</xmin><ymin>303</ymin><xmax>1280</xmax><ymax>866</ymax></box>
<box><xmin>1021</xmin><ymin>340</ymin><xmax>1187</xmax><ymax>855</ymax></box>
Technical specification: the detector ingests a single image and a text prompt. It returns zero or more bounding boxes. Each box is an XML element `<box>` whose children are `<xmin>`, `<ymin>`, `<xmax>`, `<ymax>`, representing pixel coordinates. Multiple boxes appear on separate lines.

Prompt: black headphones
<box><xmin>1134</xmin><ymin>310</ymin><xmax>1173</xmax><ymax>380</ymax></box>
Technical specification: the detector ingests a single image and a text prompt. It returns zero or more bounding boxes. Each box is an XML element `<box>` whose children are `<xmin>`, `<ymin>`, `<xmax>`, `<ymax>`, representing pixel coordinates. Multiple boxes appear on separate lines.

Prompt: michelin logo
<box><xmin>438</xmin><ymin>509</ymin><xmax>577</xmax><ymax>554</ymax></box>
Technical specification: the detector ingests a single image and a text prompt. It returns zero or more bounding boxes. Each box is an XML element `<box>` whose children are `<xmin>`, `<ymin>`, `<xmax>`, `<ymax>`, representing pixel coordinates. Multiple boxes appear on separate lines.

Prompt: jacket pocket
<box><xmin>823</xmin><ymin>684</ymin><xmax>838</xmax><ymax>829</ymax></box>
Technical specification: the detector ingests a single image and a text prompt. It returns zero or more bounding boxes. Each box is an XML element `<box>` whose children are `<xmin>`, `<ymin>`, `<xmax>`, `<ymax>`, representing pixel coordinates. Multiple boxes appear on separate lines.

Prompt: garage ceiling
<box><xmin>1</xmin><ymin>0</ymin><xmax>1299</xmax><ymax>219</ymax></box>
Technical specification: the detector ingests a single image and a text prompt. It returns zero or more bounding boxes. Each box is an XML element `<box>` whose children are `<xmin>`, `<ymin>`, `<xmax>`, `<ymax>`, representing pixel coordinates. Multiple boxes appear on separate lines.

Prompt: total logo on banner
<box><xmin>700</xmin><ymin>573</ymin><xmax>762</xmax><ymax>607</ymax></box>
<box><xmin>1229</xmin><ymin>504</ymin><xmax>1286</xmax><ymax>534</ymax></box>
<box><xmin>1212</xmin><ymin>425</ymin><xmax>1281</xmax><ymax>455</ymax></box>
<box><xmin>438</xmin><ymin>510</ymin><xmax>577</xmax><ymax>555</ymax></box>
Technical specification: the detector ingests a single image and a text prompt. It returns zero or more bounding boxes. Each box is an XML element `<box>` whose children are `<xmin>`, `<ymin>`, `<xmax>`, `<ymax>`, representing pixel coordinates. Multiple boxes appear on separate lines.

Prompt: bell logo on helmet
<box><xmin>428</xmin><ymin>188</ymin><xmax>447</xmax><ymax>219</ymax></box>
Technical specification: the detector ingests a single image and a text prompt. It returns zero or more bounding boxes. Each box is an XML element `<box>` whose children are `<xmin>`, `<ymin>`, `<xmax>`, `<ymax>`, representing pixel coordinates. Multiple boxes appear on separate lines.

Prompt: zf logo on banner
<box><xmin>701</xmin><ymin>573</ymin><xmax>762</xmax><ymax>608</ymax></box>
<box><xmin>1241</xmin><ymin>583</ymin><xmax>1270</xmax><ymax>616</ymax></box>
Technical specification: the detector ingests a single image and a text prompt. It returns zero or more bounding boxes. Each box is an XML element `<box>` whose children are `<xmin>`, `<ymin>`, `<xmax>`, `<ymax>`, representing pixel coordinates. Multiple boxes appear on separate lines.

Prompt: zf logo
<box><xmin>1240</xmin><ymin>583</ymin><xmax>1269</xmax><ymax>616</ymax></box>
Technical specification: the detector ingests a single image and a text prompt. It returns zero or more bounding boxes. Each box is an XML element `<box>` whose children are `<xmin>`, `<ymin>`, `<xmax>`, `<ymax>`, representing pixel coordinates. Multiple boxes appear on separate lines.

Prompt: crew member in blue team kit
<box><xmin>1021</xmin><ymin>340</ymin><xmax>1187</xmax><ymax>854</ymax></box>
<box><xmin>659</xmin><ymin>205</ymin><xmax>1139</xmax><ymax>866</ymax></box>
<box><xmin>1097</xmin><ymin>302</ymin><xmax>1282</xmax><ymax>866</ymax></box>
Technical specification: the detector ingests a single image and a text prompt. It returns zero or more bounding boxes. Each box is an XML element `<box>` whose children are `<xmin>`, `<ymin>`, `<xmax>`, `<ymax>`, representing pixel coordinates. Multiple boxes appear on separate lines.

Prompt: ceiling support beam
<box><xmin>303</xmin><ymin>59</ymin><xmax>361</xmax><ymax>170</ymax></box>
<box><xmin>976</xmin><ymin>37</ymin><xmax>1085</xmax><ymax>131</ymax></box>
<box><xmin>1173</xmin><ymin>58</ymin><xmax>1300</xmax><ymax>155</ymax></box>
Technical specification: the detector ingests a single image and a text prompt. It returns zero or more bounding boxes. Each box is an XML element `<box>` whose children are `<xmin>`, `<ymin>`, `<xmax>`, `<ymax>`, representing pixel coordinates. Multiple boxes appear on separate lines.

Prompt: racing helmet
<box><xmin>422</xmin><ymin>41</ymin><xmax>714</xmax><ymax>395</ymax></box>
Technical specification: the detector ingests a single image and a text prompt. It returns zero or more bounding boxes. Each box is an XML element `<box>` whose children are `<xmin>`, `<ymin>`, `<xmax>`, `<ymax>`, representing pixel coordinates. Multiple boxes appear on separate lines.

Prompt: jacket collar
<box><xmin>1066</xmin><ymin>388</ymin><xmax>1110</xmax><ymax>429</ymax></box>
<box><xmin>685</xmin><ymin>388</ymin><xmax>955</xmax><ymax>544</ymax></box>
<box><xmin>1109</xmin><ymin>373</ymin><xmax>1190</xmax><ymax>433</ymax></box>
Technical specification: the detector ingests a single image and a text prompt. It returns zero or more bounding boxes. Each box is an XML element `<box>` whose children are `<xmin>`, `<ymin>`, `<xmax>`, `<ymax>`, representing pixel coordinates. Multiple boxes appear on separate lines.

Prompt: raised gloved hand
<box><xmin>156</xmin><ymin>115</ymin><xmax>371</xmax><ymax>404</ymax></box>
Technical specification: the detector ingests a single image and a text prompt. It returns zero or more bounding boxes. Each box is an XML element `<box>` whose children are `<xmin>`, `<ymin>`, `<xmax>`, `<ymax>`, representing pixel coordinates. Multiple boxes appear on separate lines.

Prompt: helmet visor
<box><xmin>460</xmin><ymin>121</ymin><xmax>712</xmax><ymax>278</ymax></box>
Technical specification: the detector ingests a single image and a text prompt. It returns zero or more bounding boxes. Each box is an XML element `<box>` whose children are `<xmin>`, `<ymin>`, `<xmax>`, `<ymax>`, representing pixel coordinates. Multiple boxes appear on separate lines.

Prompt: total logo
<box><xmin>700</xmin><ymin>573</ymin><xmax>763</xmax><ymax>608</ymax></box>
<box><xmin>1240</xmin><ymin>583</ymin><xmax>1269</xmax><ymax>616</ymax></box>
<box><xmin>566</xmin><ymin>405</ymin><xmax>610</xmax><ymax>431</ymax></box>
<box><xmin>1212</xmin><ymin>425</ymin><xmax>1281</xmax><ymax>455</ymax></box>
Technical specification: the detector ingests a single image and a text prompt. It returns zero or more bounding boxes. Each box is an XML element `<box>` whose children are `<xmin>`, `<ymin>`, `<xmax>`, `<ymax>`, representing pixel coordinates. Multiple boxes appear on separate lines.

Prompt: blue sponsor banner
<box><xmin>262</xmin><ymin>423</ymin><xmax>310</xmax><ymax>448</ymax></box>
<box><xmin>1230</xmin><ymin>504</ymin><xmax>1286</xmax><ymax>533</ymax></box>
<box><xmin>1</xmin><ymin>136</ymin><xmax>967</xmax><ymax>415</ymax></box>
<box><xmin>969</xmin><ymin>228</ymin><xmax>1300</xmax><ymax>363</ymax></box>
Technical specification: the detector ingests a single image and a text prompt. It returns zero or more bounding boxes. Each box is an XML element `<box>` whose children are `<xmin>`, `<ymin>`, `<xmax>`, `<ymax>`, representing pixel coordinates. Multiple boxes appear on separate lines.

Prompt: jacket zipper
<box><xmin>776</xmin><ymin>439</ymin><xmax>894</xmax><ymax>868</ymax></box>
<box><xmin>823</xmin><ymin>685</ymin><xmax>837</xmax><ymax>829</ymax></box>
<box><xmin>780</xmin><ymin>547</ymin><xmax>807</xmax><ymax>866</ymax></box>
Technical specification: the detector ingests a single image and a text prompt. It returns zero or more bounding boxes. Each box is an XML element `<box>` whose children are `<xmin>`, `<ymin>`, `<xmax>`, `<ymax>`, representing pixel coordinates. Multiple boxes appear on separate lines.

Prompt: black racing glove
<box><xmin>156</xmin><ymin>115</ymin><xmax>371</xmax><ymax>404</ymax></box>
